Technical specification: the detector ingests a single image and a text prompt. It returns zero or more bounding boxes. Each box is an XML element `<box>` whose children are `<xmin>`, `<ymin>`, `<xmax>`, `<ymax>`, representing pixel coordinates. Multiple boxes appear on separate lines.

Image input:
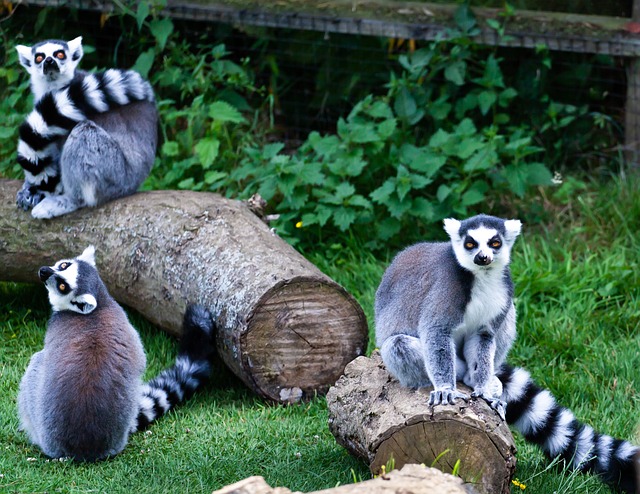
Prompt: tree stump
<box><xmin>0</xmin><ymin>179</ymin><xmax>368</xmax><ymax>403</ymax></box>
<box><xmin>326</xmin><ymin>352</ymin><xmax>516</xmax><ymax>494</ymax></box>
<box><xmin>211</xmin><ymin>463</ymin><xmax>475</xmax><ymax>494</ymax></box>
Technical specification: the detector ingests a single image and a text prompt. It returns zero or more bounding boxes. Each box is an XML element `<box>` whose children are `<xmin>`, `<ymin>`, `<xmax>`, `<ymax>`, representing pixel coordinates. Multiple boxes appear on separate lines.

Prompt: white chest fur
<box><xmin>456</xmin><ymin>269</ymin><xmax>509</xmax><ymax>336</ymax></box>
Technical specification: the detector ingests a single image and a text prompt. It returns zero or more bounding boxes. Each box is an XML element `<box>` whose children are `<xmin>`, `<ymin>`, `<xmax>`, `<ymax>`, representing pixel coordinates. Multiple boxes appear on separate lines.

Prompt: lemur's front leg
<box><xmin>423</xmin><ymin>327</ymin><xmax>468</xmax><ymax>406</ymax></box>
<box><xmin>463</xmin><ymin>328</ymin><xmax>506</xmax><ymax>418</ymax></box>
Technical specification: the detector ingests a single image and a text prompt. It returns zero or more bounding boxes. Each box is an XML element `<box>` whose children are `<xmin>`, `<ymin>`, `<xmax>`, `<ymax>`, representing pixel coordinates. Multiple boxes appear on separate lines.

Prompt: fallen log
<box><xmin>211</xmin><ymin>463</ymin><xmax>475</xmax><ymax>494</ymax></box>
<box><xmin>326</xmin><ymin>352</ymin><xmax>516</xmax><ymax>494</ymax></box>
<box><xmin>0</xmin><ymin>179</ymin><xmax>368</xmax><ymax>403</ymax></box>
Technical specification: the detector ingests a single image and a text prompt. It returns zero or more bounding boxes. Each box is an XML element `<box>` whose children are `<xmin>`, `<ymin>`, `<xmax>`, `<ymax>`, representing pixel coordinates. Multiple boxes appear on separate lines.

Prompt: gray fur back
<box><xmin>375</xmin><ymin>241</ymin><xmax>473</xmax><ymax>347</ymax></box>
<box><xmin>18</xmin><ymin>297</ymin><xmax>146</xmax><ymax>461</ymax></box>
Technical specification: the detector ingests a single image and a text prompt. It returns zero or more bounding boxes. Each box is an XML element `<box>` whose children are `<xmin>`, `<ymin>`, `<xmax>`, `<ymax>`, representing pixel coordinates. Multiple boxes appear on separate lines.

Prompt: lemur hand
<box><xmin>429</xmin><ymin>386</ymin><xmax>468</xmax><ymax>406</ymax></box>
<box><xmin>16</xmin><ymin>182</ymin><xmax>45</xmax><ymax>211</ymax></box>
<box><xmin>471</xmin><ymin>389</ymin><xmax>507</xmax><ymax>420</ymax></box>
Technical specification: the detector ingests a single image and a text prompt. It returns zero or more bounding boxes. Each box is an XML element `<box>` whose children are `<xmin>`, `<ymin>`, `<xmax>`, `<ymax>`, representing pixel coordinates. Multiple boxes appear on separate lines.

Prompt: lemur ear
<box><xmin>71</xmin><ymin>293</ymin><xmax>97</xmax><ymax>314</ymax></box>
<box><xmin>67</xmin><ymin>36</ymin><xmax>84</xmax><ymax>62</ymax></box>
<box><xmin>15</xmin><ymin>45</ymin><xmax>33</xmax><ymax>69</ymax></box>
<box><xmin>504</xmin><ymin>219</ymin><xmax>522</xmax><ymax>242</ymax></box>
<box><xmin>77</xmin><ymin>245</ymin><xmax>96</xmax><ymax>266</ymax></box>
<box><xmin>443</xmin><ymin>218</ymin><xmax>461</xmax><ymax>240</ymax></box>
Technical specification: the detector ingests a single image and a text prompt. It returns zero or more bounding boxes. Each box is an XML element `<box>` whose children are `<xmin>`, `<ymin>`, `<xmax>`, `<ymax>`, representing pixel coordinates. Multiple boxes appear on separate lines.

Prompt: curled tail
<box><xmin>133</xmin><ymin>305</ymin><xmax>216</xmax><ymax>432</ymax></box>
<box><xmin>498</xmin><ymin>364</ymin><xmax>638</xmax><ymax>493</ymax></box>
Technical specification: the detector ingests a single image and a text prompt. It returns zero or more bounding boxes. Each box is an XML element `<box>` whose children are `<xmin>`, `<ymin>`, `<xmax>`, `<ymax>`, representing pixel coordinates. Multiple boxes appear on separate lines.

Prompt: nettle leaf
<box><xmin>400</xmin><ymin>144</ymin><xmax>447</xmax><ymax>177</ymax></box>
<box><xmin>371</xmin><ymin>179</ymin><xmax>396</xmax><ymax>204</ymax></box>
<box><xmin>377</xmin><ymin>218</ymin><xmax>402</xmax><ymax>241</ymax></box>
<box><xmin>298</xmin><ymin>162</ymin><xmax>325</xmax><ymax>185</ymax></box>
<box><xmin>428</xmin><ymin>129</ymin><xmax>451</xmax><ymax>149</ymax></box>
<box><xmin>526</xmin><ymin>162</ymin><xmax>553</xmax><ymax>185</ymax></box>
<box><xmin>284</xmin><ymin>190</ymin><xmax>309</xmax><ymax>210</ymax></box>
<box><xmin>367</xmin><ymin>100</ymin><xmax>394</xmax><ymax>119</ymax></box>
<box><xmin>344</xmin><ymin>156</ymin><xmax>368</xmax><ymax>176</ymax></box>
<box><xmin>348</xmin><ymin>194</ymin><xmax>372</xmax><ymax>209</ymax></box>
<box><xmin>262</xmin><ymin>142</ymin><xmax>285</xmax><ymax>160</ymax></box>
<box><xmin>477</xmin><ymin>91</ymin><xmax>497</xmax><ymax>115</ymax></box>
<box><xmin>204</xmin><ymin>170</ymin><xmax>228</xmax><ymax>185</ymax></box>
<box><xmin>482</xmin><ymin>54</ymin><xmax>504</xmax><ymax>88</ymax></box>
<box><xmin>0</xmin><ymin>126</ymin><xmax>14</xmax><ymax>139</ymax></box>
<box><xmin>136</xmin><ymin>2</ymin><xmax>150</xmax><ymax>31</ymax></box>
<box><xmin>498</xmin><ymin>87</ymin><xmax>518</xmax><ymax>107</ymax></box>
<box><xmin>377</xmin><ymin>119</ymin><xmax>397</xmax><ymax>140</ymax></box>
<box><xmin>444</xmin><ymin>60</ymin><xmax>466</xmax><ymax>86</ymax></box>
<box><xmin>394</xmin><ymin>87</ymin><xmax>418</xmax><ymax>120</ymax></box>
<box><xmin>455</xmin><ymin>136</ymin><xmax>485</xmax><ymax>160</ymax></box>
<box><xmin>161</xmin><ymin>141</ymin><xmax>179</xmax><ymax>157</ymax></box>
<box><xmin>208</xmin><ymin>101</ymin><xmax>246</xmax><ymax>124</ymax></box>
<box><xmin>309</xmin><ymin>132</ymin><xmax>341</xmax><ymax>158</ymax></box>
<box><xmin>437</xmin><ymin>184</ymin><xmax>452</xmax><ymax>203</ymax></box>
<box><xmin>258</xmin><ymin>176</ymin><xmax>279</xmax><ymax>201</ymax></box>
<box><xmin>464</xmin><ymin>147</ymin><xmax>498</xmax><ymax>172</ymax></box>
<box><xmin>149</xmin><ymin>17</ymin><xmax>174</xmax><ymax>51</ymax></box>
<box><xmin>461</xmin><ymin>181</ymin><xmax>488</xmax><ymax>206</ymax></box>
<box><xmin>335</xmin><ymin>181</ymin><xmax>356</xmax><ymax>200</ymax></box>
<box><xmin>333</xmin><ymin>207</ymin><xmax>357</xmax><ymax>231</ymax></box>
<box><xmin>455</xmin><ymin>118</ymin><xmax>477</xmax><ymax>137</ymax></box>
<box><xmin>429</xmin><ymin>96</ymin><xmax>452</xmax><ymax>121</ymax></box>
<box><xmin>385</xmin><ymin>194</ymin><xmax>413</xmax><ymax>219</ymax></box>
<box><xmin>132</xmin><ymin>49</ymin><xmax>155</xmax><ymax>79</ymax></box>
<box><xmin>347</xmin><ymin>122</ymin><xmax>379</xmax><ymax>144</ymax></box>
<box><xmin>195</xmin><ymin>138</ymin><xmax>220</xmax><ymax>168</ymax></box>
<box><xmin>503</xmin><ymin>164</ymin><xmax>527</xmax><ymax>198</ymax></box>
<box><xmin>411</xmin><ymin>197</ymin><xmax>435</xmax><ymax>221</ymax></box>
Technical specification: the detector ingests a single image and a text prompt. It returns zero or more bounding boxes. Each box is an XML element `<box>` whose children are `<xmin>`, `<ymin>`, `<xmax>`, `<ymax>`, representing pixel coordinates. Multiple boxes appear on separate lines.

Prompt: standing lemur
<box><xmin>15</xmin><ymin>36</ymin><xmax>157</xmax><ymax>219</ymax></box>
<box><xmin>375</xmin><ymin>214</ymin><xmax>638</xmax><ymax>493</ymax></box>
<box><xmin>18</xmin><ymin>246</ymin><xmax>216</xmax><ymax>461</ymax></box>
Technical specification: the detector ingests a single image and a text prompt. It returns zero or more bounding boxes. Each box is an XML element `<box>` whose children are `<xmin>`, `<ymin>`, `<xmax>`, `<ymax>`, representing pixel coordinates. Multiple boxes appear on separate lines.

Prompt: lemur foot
<box><xmin>471</xmin><ymin>390</ymin><xmax>507</xmax><ymax>420</ymax></box>
<box><xmin>429</xmin><ymin>387</ymin><xmax>468</xmax><ymax>406</ymax></box>
<box><xmin>16</xmin><ymin>184</ymin><xmax>45</xmax><ymax>211</ymax></box>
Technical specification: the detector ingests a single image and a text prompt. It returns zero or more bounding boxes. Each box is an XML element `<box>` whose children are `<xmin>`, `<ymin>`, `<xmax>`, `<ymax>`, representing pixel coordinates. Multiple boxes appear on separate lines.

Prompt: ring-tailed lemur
<box><xmin>375</xmin><ymin>214</ymin><xmax>638</xmax><ymax>493</ymax></box>
<box><xmin>15</xmin><ymin>36</ymin><xmax>157</xmax><ymax>219</ymax></box>
<box><xmin>18</xmin><ymin>246</ymin><xmax>216</xmax><ymax>461</ymax></box>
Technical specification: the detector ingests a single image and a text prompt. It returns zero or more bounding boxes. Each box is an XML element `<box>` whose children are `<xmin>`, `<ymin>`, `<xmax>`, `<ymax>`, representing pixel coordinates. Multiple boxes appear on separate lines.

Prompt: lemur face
<box><xmin>38</xmin><ymin>245</ymin><xmax>97</xmax><ymax>314</ymax></box>
<box><xmin>444</xmin><ymin>214</ymin><xmax>521</xmax><ymax>273</ymax></box>
<box><xmin>16</xmin><ymin>36</ymin><xmax>83</xmax><ymax>97</ymax></box>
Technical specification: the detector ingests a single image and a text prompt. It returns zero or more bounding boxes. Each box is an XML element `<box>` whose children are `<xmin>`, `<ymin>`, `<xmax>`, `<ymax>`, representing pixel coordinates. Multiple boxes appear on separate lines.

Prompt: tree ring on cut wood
<box><xmin>239</xmin><ymin>277</ymin><xmax>367</xmax><ymax>402</ymax></box>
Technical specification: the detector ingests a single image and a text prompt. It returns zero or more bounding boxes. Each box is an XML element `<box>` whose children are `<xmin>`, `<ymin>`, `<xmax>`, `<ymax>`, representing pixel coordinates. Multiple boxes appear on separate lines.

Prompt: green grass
<box><xmin>1</xmin><ymin>176</ymin><xmax>639</xmax><ymax>493</ymax></box>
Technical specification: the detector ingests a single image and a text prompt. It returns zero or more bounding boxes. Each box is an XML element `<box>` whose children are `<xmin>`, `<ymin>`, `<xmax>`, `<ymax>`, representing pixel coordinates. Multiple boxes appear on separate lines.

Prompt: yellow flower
<box><xmin>295</xmin><ymin>221</ymin><xmax>303</xmax><ymax>228</ymax></box>
<box><xmin>511</xmin><ymin>479</ymin><xmax>526</xmax><ymax>490</ymax></box>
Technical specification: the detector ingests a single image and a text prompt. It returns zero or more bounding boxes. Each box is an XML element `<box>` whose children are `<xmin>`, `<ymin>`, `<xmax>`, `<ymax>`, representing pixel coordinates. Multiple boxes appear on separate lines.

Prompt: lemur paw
<box><xmin>428</xmin><ymin>388</ymin><xmax>468</xmax><ymax>406</ymax></box>
<box><xmin>16</xmin><ymin>185</ymin><xmax>45</xmax><ymax>211</ymax></box>
<box><xmin>471</xmin><ymin>390</ymin><xmax>507</xmax><ymax>420</ymax></box>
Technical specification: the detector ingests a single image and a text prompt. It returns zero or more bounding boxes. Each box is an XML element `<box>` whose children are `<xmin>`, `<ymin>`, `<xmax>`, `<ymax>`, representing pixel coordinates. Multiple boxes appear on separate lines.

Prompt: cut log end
<box><xmin>242</xmin><ymin>278</ymin><xmax>368</xmax><ymax>402</ymax></box>
<box><xmin>327</xmin><ymin>352</ymin><xmax>516</xmax><ymax>494</ymax></box>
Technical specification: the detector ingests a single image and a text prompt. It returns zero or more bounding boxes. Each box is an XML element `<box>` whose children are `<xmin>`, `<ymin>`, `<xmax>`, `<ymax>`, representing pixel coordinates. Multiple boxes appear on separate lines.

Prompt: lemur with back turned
<box><xmin>375</xmin><ymin>214</ymin><xmax>638</xmax><ymax>492</ymax></box>
<box><xmin>18</xmin><ymin>246</ymin><xmax>216</xmax><ymax>461</ymax></box>
<box><xmin>15</xmin><ymin>36</ymin><xmax>157</xmax><ymax>219</ymax></box>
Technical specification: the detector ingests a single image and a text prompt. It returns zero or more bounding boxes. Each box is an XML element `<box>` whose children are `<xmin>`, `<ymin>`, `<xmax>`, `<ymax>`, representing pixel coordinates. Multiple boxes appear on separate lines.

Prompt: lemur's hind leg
<box><xmin>31</xmin><ymin>120</ymin><xmax>127</xmax><ymax>219</ymax></box>
<box><xmin>380</xmin><ymin>334</ymin><xmax>467</xmax><ymax>391</ymax></box>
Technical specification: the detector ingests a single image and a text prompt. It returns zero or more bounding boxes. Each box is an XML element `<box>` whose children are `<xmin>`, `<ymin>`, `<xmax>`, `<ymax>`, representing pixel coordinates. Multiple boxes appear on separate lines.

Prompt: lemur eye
<box><xmin>35</xmin><ymin>54</ymin><xmax>45</xmax><ymax>64</ymax></box>
<box><xmin>58</xmin><ymin>283</ymin><xmax>67</xmax><ymax>292</ymax></box>
<box><xmin>55</xmin><ymin>51</ymin><xmax>66</xmax><ymax>60</ymax></box>
<box><xmin>58</xmin><ymin>262</ymin><xmax>70</xmax><ymax>270</ymax></box>
<box><xmin>464</xmin><ymin>242</ymin><xmax>476</xmax><ymax>250</ymax></box>
<box><xmin>490</xmin><ymin>240</ymin><xmax>502</xmax><ymax>249</ymax></box>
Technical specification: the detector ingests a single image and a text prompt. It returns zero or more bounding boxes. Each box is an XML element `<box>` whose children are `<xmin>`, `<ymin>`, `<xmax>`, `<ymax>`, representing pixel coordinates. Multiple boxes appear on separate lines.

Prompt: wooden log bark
<box><xmin>211</xmin><ymin>463</ymin><xmax>475</xmax><ymax>494</ymax></box>
<box><xmin>326</xmin><ymin>352</ymin><xmax>516</xmax><ymax>494</ymax></box>
<box><xmin>0</xmin><ymin>179</ymin><xmax>368</xmax><ymax>403</ymax></box>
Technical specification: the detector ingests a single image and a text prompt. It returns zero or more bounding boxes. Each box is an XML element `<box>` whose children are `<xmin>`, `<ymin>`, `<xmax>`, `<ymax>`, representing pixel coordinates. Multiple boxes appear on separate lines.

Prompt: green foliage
<box><xmin>218</xmin><ymin>7</ymin><xmax>590</xmax><ymax>250</ymax></box>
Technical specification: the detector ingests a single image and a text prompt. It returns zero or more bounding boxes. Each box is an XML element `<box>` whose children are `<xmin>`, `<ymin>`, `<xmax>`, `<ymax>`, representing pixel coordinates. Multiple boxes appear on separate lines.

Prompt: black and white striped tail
<box><xmin>133</xmin><ymin>305</ymin><xmax>216</xmax><ymax>432</ymax></box>
<box><xmin>498</xmin><ymin>364</ymin><xmax>638</xmax><ymax>493</ymax></box>
<box><xmin>18</xmin><ymin>68</ymin><xmax>155</xmax><ymax>188</ymax></box>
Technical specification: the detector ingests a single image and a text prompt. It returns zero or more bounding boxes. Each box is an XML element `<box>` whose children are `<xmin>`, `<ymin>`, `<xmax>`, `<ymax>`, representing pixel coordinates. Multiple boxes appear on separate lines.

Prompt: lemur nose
<box><xmin>44</xmin><ymin>57</ymin><xmax>55</xmax><ymax>66</ymax></box>
<box><xmin>38</xmin><ymin>266</ymin><xmax>54</xmax><ymax>282</ymax></box>
<box><xmin>474</xmin><ymin>253</ymin><xmax>491</xmax><ymax>266</ymax></box>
